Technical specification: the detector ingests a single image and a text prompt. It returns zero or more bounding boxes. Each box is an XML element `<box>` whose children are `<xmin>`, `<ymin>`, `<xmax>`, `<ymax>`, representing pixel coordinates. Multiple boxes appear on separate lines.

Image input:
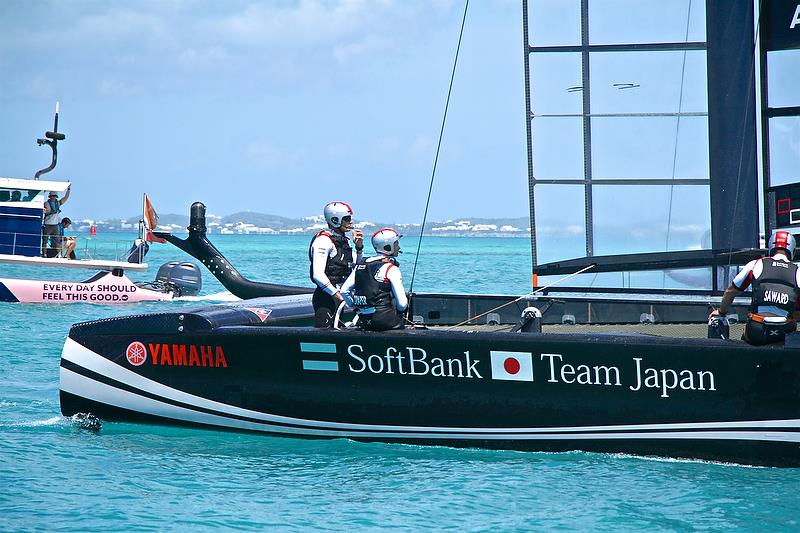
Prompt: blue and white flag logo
<box><xmin>300</xmin><ymin>342</ymin><xmax>339</xmax><ymax>372</ymax></box>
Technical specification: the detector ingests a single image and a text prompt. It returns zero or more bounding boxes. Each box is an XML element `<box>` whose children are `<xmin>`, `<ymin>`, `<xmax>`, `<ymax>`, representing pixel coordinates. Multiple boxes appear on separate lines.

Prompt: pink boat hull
<box><xmin>0</xmin><ymin>271</ymin><xmax>172</xmax><ymax>303</ymax></box>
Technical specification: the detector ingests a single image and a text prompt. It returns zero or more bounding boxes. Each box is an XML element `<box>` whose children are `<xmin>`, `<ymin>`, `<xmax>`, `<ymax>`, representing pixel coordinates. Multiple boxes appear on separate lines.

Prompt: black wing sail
<box><xmin>525</xmin><ymin>0</ymin><xmax>763</xmax><ymax>291</ymax></box>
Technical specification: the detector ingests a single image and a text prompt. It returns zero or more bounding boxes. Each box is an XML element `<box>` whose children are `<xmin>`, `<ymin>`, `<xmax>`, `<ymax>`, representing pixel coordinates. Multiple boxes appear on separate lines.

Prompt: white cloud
<box><xmin>3</xmin><ymin>1</ymin><xmax>460</xmax><ymax>94</ymax></box>
<box><xmin>72</xmin><ymin>9</ymin><xmax>173</xmax><ymax>48</ymax></box>
<box><xmin>410</xmin><ymin>135</ymin><xmax>433</xmax><ymax>157</ymax></box>
<box><xmin>374</xmin><ymin>136</ymin><xmax>402</xmax><ymax>155</ymax></box>
<box><xmin>332</xmin><ymin>34</ymin><xmax>384</xmax><ymax>64</ymax></box>
<box><xmin>201</xmin><ymin>0</ymin><xmax>392</xmax><ymax>48</ymax></box>
<box><xmin>98</xmin><ymin>78</ymin><xmax>143</xmax><ymax>97</ymax></box>
<box><xmin>244</xmin><ymin>139</ymin><xmax>304</xmax><ymax>169</ymax></box>
<box><xmin>178</xmin><ymin>46</ymin><xmax>230</xmax><ymax>69</ymax></box>
<box><xmin>326</xmin><ymin>142</ymin><xmax>354</xmax><ymax>158</ymax></box>
<box><xmin>25</xmin><ymin>74</ymin><xmax>55</xmax><ymax>98</ymax></box>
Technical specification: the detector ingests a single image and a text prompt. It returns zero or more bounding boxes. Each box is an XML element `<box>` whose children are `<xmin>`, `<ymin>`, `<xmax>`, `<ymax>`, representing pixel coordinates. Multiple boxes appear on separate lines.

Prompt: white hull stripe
<box><xmin>61</xmin><ymin>338</ymin><xmax>800</xmax><ymax>440</ymax></box>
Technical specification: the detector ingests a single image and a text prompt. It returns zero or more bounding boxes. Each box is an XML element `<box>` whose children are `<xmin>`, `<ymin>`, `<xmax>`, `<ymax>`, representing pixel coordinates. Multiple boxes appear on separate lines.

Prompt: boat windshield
<box><xmin>0</xmin><ymin>188</ymin><xmax>40</xmax><ymax>203</ymax></box>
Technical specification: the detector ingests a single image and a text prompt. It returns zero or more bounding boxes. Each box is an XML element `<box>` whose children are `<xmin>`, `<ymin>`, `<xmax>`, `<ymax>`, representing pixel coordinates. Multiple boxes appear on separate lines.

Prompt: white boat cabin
<box><xmin>0</xmin><ymin>177</ymin><xmax>70</xmax><ymax>258</ymax></box>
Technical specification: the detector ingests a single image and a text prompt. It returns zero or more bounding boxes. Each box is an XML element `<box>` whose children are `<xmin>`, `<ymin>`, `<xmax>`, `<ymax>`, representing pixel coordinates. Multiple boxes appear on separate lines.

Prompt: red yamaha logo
<box><xmin>126</xmin><ymin>342</ymin><xmax>147</xmax><ymax>366</ymax></box>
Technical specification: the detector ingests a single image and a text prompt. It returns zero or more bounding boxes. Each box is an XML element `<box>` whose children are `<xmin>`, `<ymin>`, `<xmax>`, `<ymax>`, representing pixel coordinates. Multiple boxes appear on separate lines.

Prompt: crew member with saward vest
<box><xmin>710</xmin><ymin>230</ymin><xmax>800</xmax><ymax>346</ymax></box>
<box><xmin>341</xmin><ymin>228</ymin><xmax>408</xmax><ymax>331</ymax></box>
<box><xmin>41</xmin><ymin>186</ymin><xmax>71</xmax><ymax>257</ymax></box>
<box><xmin>308</xmin><ymin>201</ymin><xmax>364</xmax><ymax>327</ymax></box>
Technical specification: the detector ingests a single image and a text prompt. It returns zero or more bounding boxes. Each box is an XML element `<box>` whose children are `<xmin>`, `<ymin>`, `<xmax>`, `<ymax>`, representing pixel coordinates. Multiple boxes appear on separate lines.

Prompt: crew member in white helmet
<box><xmin>710</xmin><ymin>230</ymin><xmax>800</xmax><ymax>345</ymax></box>
<box><xmin>308</xmin><ymin>201</ymin><xmax>363</xmax><ymax>327</ymax></box>
<box><xmin>341</xmin><ymin>228</ymin><xmax>408</xmax><ymax>331</ymax></box>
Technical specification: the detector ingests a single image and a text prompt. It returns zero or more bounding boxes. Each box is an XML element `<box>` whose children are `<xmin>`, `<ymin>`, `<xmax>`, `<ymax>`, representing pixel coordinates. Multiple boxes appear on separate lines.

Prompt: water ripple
<box><xmin>1</xmin><ymin>237</ymin><xmax>800</xmax><ymax>530</ymax></box>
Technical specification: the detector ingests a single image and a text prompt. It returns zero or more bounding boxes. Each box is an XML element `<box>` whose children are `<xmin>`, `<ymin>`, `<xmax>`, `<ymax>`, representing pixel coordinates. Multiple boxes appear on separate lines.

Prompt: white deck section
<box><xmin>0</xmin><ymin>253</ymin><xmax>147</xmax><ymax>271</ymax></box>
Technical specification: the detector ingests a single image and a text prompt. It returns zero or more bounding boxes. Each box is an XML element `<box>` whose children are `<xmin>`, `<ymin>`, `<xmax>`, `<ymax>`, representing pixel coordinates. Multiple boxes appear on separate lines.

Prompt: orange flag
<box><xmin>143</xmin><ymin>194</ymin><xmax>166</xmax><ymax>243</ymax></box>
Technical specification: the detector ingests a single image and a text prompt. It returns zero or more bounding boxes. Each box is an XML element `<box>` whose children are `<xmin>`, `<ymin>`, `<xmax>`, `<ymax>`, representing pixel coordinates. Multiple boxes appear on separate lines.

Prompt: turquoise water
<box><xmin>2</xmin><ymin>235</ymin><xmax>799</xmax><ymax>531</ymax></box>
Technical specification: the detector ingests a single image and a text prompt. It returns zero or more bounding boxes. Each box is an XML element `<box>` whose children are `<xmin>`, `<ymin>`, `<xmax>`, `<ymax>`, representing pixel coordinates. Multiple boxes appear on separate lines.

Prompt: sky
<box><xmin>3</xmin><ymin>0</ymin><xmax>796</xmax><ymax>269</ymax></box>
<box><xmin>0</xmin><ymin>0</ymin><xmax>527</xmax><ymax>224</ymax></box>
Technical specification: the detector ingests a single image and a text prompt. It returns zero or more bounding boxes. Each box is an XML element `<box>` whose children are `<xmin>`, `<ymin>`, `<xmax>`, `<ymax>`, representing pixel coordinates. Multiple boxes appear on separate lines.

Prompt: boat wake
<box><xmin>607</xmin><ymin>451</ymin><xmax>762</xmax><ymax>469</ymax></box>
<box><xmin>1</xmin><ymin>411</ymin><xmax>100</xmax><ymax>431</ymax></box>
<box><xmin>3</xmin><ymin>416</ymin><xmax>63</xmax><ymax>428</ymax></box>
<box><xmin>176</xmin><ymin>291</ymin><xmax>241</xmax><ymax>302</ymax></box>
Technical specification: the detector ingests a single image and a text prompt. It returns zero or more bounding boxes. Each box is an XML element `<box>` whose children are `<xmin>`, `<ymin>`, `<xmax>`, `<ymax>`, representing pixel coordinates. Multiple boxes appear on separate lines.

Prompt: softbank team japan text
<box><xmin>344</xmin><ymin>345</ymin><xmax>717</xmax><ymax>399</ymax></box>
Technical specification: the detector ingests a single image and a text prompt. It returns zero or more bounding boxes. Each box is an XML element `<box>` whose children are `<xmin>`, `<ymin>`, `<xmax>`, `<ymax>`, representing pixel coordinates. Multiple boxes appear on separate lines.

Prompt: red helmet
<box><xmin>768</xmin><ymin>230</ymin><xmax>796</xmax><ymax>258</ymax></box>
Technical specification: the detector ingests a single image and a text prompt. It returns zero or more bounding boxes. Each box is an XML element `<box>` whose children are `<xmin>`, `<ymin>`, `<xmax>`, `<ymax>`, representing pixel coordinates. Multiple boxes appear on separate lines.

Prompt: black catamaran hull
<box><xmin>60</xmin><ymin>305</ymin><xmax>800</xmax><ymax>466</ymax></box>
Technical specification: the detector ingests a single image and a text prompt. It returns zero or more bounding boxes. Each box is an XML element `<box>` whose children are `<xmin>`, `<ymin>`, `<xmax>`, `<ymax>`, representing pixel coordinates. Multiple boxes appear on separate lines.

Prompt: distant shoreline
<box><xmin>66</xmin><ymin>214</ymin><xmax>533</xmax><ymax>238</ymax></box>
<box><xmin>68</xmin><ymin>228</ymin><xmax>532</xmax><ymax>238</ymax></box>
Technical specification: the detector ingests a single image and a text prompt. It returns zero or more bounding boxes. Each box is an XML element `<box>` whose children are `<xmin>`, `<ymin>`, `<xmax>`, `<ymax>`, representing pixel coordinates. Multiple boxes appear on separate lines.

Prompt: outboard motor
<box><xmin>155</xmin><ymin>261</ymin><xmax>202</xmax><ymax>297</ymax></box>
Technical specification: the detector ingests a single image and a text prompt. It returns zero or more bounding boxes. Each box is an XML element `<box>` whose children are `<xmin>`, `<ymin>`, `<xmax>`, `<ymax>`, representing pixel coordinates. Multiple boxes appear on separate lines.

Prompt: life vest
<box><xmin>308</xmin><ymin>230</ymin><xmax>354</xmax><ymax>286</ymax></box>
<box><xmin>44</xmin><ymin>199</ymin><xmax>60</xmax><ymax>225</ymax></box>
<box><xmin>749</xmin><ymin>257</ymin><xmax>799</xmax><ymax>316</ymax></box>
<box><xmin>352</xmin><ymin>257</ymin><xmax>396</xmax><ymax>311</ymax></box>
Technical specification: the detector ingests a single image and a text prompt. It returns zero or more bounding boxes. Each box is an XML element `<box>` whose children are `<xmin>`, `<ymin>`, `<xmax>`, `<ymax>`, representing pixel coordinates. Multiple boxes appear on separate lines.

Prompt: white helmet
<box><xmin>371</xmin><ymin>228</ymin><xmax>402</xmax><ymax>256</ymax></box>
<box><xmin>768</xmin><ymin>230</ymin><xmax>796</xmax><ymax>259</ymax></box>
<box><xmin>323</xmin><ymin>201</ymin><xmax>353</xmax><ymax>228</ymax></box>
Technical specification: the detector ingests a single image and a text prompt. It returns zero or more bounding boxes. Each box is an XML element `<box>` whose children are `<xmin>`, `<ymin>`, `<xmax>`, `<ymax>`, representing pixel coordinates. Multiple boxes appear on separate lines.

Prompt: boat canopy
<box><xmin>0</xmin><ymin>177</ymin><xmax>70</xmax><ymax>197</ymax></box>
<box><xmin>0</xmin><ymin>253</ymin><xmax>148</xmax><ymax>271</ymax></box>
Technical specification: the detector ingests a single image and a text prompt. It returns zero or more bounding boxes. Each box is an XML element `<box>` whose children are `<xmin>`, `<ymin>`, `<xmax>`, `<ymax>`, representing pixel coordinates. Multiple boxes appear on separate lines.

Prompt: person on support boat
<box><xmin>710</xmin><ymin>230</ymin><xmax>800</xmax><ymax>346</ymax></box>
<box><xmin>41</xmin><ymin>186</ymin><xmax>70</xmax><ymax>257</ymax></box>
<box><xmin>341</xmin><ymin>228</ymin><xmax>408</xmax><ymax>331</ymax></box>
<box><xmin>308</xmin><ymin>201</ymin><xmax>364</xmax><ymax>327</ymax></box>
<box><xmin>56</xmin><ymin>217</ymin><xmax>77</xmax><ymax>259</ymax></box>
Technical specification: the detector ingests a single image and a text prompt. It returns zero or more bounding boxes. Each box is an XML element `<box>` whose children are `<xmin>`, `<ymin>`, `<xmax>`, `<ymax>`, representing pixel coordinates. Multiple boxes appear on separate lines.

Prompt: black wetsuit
<box><xmin>743</xmin><ymin>258</ymin><xmax>799</xmax><ymax>345</ymax></box>
<box><xmin>352</xmin><ymin>257</ymin><xmax>403</xmax><ymax>331</ymax></box>
<box><xmin>308</xmin><ymin>230</ymin><xmax>354</xmax><ymax>327</ymax></box>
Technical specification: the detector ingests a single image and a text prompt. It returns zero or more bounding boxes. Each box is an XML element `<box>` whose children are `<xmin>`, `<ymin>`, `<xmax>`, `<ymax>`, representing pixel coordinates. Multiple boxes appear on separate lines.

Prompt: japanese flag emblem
<box><xmin>490</xmin><ymin>351</ymin><xmax>533</xmax><ymax>381</ymax></box>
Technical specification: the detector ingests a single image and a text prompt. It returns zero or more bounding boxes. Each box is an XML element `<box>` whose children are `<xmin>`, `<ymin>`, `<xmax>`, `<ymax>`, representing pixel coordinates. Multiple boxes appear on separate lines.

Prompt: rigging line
<box><xmin>408</xmin><ymin>0</ymin><xmax>469</xmax><ymax>294</ymax></box>
<box><xmin>726</xmin><ymin>0</ymin><xmax>763</xmax><ymax>272</ymax></box>
<box><xmin>662</xmin><ymin>0</ymin><xmax>693</xmax><ymax>289</ymax></box>
<box><xmin>445</xmin><ymin>263</ymin><xmax>596</xmax><ymax>329</ymax></box>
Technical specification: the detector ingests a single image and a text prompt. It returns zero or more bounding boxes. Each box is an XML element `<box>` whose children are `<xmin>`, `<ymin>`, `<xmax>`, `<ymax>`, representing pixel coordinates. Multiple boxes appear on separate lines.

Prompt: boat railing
<box><xmin>0</xmin><ymin>229</ymin><xmax>139</xmax><ymax>263</ymax></box>
<box><xmin>411</xmin><ymin>291</ymin><xmax>751</xmax><ymax>331</ymax></box>
<box><xmin>0</xmin><ymin>229</ymin><xmax>42</xmax><ymax>257</ymax></box>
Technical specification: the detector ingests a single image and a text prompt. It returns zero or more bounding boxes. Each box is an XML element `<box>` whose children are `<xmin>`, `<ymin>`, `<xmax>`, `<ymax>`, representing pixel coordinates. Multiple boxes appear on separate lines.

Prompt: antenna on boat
<box><xmin>34</xmin><ymin>101</ymin><xmax>66</xmax><ymax>180</ymax></box>
<box><xmin>139</xmin><ymin>193</ymin><xmax>146</xmax><ymax>241</ymax></box>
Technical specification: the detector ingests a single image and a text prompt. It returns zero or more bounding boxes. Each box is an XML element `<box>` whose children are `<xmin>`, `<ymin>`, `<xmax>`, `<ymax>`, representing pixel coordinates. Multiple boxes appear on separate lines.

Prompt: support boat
<box><xmin>1</xmin><ymin>106</ymin><xmax>201</xmax><ymax>303</ymax></box>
